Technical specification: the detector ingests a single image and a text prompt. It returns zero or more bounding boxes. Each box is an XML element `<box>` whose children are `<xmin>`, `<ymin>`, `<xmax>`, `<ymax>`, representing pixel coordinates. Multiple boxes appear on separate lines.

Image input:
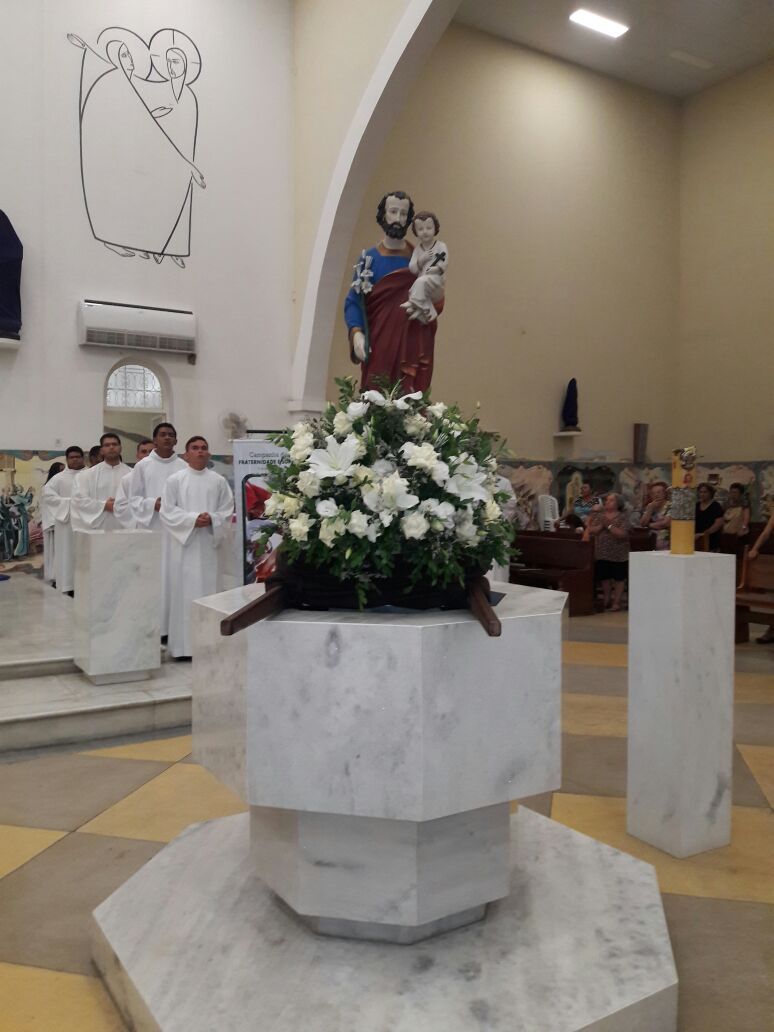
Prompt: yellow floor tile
<box><xmin>82</xmin><ymin>735</ymin><xmax>193</xmax><ymax>763</ymax></box>
<box><xmin>562</xmin><ymin>642</ymin><xmax>628</xmax><ymax>667</ymax></box>
<box><xmin>551</xmin><ymin>793</ymin><xmax>774</xmax><ymax>904</ymax></box>
<box><xmin>738</xmin><ymin>745</ymin><xmax>774</xmax><ymax>808</ymax></box>
<box><xmin>0</xmin><ymin>961</ymin><xmax>124</xmax><ymax>1031</ymax></box>
<box><xmin>0</xmin><ymin>824</ymin><xmax>67</xmax><ymax>879</ymax></box>
<box><xmin>78</xmin><ymin>763</ymin><xmax>246</xmax><ymax>843</ymax></box>
<box><xmin>734</xmin><ymin>672</ymin><xmax>774</xmax><ymax>704</ymax></box>
<box><xmin>562</xmin><ymin>693</ymin><xmax>627</xmax><ymax>737</ymax></box>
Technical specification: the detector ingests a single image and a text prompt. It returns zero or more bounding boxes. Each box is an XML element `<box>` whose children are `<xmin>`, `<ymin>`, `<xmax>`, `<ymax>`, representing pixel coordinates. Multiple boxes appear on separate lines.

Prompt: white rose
<box><xmin>381</xmin><ymin>471</ymin><xmax>419</xmax><ymax>511</ymax></box>
<box><xmin>400</xmin><ymin>441</ymin><xmax>440</xmax><ymax>474</ymax></box>
<box><xmin>291</xmin><ymin>421</ymin><xmax>312</xmax><ymax>441</ymax></box>
<box><xmin>346</xmin><ymin>401</ymin><xmax>369</xmax><ymax>420</ymax></box>
<box><xmin>401</xmin><ymin>512</ymin><xmax>429</xmax><ymax>540</ymax></box>
<box><xmin>379</xmin><ymin>511</ymin><xmax>395</xmax><ymax>527</ymax></box>
<box><xmin>404</xmin><ymin>413</ymin><xmax>430</xmax><ymax>438</ymax></box>
<box><xmin>263</xmin><ymin>494</ymin><xmax>281</xmax><ymax>517</ymax></box>
<box><xmin>420</xmin><ymin>498</ymin><xmax>456</xmax><ymax>528</ymax></box>
<box><xmin>427</xmin><ymin>402</ymin><xmax>447</xmax><ymax>418</ymax></box>
<box><xmin>348</xmin><ymin>509</ymin><xmax>377</xmax><ymax>541</ymax></box>
<box><xmin>484</xmin><ymin>499</ymin><xmax>502</xmax><ymax>523</ymax></box>
<box><xmin>430</xmin><ymin>460</ymin><xmax>450</xmax><ymax>486</ymax></box>
<box><xmin>282</xmin><ymin>495</ymin><xmax>301</xmax><ymax>517</ymax></box>
<box><xmin>288</xmin><ymin>512</ymin><xmax>313</xmax><ymax>541</ymax></box>
<box><xmin>333</xmin><ymin>410</ymin><xmax>353</xmax><ymax>436</ymax></box>
<box><xmin>315</xmin><ymin>498</ymin><xmax>339</xmax><ymax>518</ymax></box>
<box><xmin>289</xmin><ymin>433</ymin><xmax>314</xmax><ymax>463</ymax></box>
<box><xmin>344</xmin><ymin>433</ymin><xmax>366</xmax><ymax>460</ymax></box>
<box><xmin>455</xmin><ymin>509</ymin><xmax>479</xmax><ymax>545</ymax></box>
<box><xmin>296</xmin><ymin>470</ymin><xmax>321</xmax><ymax>498</ymax></box>
<box><xmin>318</xmin><ymin>517</ymin><xmax>345</xmax><ymax>548</ymax></box>
<box><xmin>372</xmin><ymin>458</ymin><xmax>396</xmax><ymax>478</ymax></box>
<box><xmin>350</xmin><ymin>464</ymin><xmax>373</xmax><ymax>485</ymax></box>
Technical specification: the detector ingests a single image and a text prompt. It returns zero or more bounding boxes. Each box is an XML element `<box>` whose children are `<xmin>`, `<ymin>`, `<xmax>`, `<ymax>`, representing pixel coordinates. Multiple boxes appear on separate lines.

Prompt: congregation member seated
<box><xmin>639</xmin><ymin>481</ymin><xmax>671</xmax><ymax>549</ymax></box>
<box><xmin>586</xmin><ymin>493</ymin><xmax>630</xmax><ymax>611</ymax></box>
<box><xmin>723</xmin><ymin>482</ymin><xmax>751</xmax><ymax>537</ymax></box>
<box><xmin>695</xmin><ymin>482</ymin><xmax>724</xmax><ymax>551</ymax></box>
<box><xmin>748</xmin><ymin>512</ymin><xmax>774</xmax><ymax>643</ymax></box>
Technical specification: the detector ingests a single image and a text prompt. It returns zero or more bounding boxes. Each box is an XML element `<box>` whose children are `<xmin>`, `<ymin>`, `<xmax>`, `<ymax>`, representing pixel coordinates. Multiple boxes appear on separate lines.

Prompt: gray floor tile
<box><xmin>0</xmin><ymin>753</ymin><xmax>169</xmax><ymax>830</ymax></box>
<box><xmin>0</xmin><ymin>831</ymin><xmax>161</xmax><ymax>975</ymax></box>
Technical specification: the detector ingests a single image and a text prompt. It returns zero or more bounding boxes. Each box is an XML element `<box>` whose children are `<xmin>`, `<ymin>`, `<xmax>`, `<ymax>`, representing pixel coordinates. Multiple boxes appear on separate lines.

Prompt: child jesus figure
<box><xmin>401</xmin><ymin>211</ymin><xmax>448</xmax><ymax>324</ymax></box>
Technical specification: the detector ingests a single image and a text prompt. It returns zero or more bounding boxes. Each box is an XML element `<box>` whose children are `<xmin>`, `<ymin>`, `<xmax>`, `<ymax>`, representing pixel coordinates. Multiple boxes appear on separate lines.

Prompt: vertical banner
<box><xmin>232</xmin><ymin>436</ymin><xmax>289</xmax><ymax>585</ymax></box>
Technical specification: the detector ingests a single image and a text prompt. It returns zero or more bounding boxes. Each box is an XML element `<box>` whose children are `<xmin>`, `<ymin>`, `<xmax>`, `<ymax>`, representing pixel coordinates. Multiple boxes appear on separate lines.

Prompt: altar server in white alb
<box><xmin>40</xmin><ymin>461</ymin><xmax>65</xmax><ymax>584</ymax></box>
<box><xmin>42</xmin><ymin>446</ymin><xmax>85</xmax><ymax>594</ymax></box>
<box><xmin>123</xmin><ymin>423</ymin><xmax>187</xmax><ymax>634</ymax></box>
<box><xmin>71</xmin><ymin>433</ymin><xmax>132</xmax><ymax>531</ymax></box>
<box><xmin>113</xmin><ymin>439</ymin><xmax>154</xmax><ymax>530</ymax></box>
<box><xmin>161</xmin><ymin>436</ymin><xmax>234</xmax><ymax>659</ymax></box>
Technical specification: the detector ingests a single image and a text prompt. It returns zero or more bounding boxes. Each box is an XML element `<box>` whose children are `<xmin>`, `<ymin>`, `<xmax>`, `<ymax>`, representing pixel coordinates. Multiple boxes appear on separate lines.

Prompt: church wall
<box><xmin>677</xmin><ymin>59</ymin><xmax>774</xmax><ymax>460</ymax></box>
<box><xmin>326</xmin><ymin>23</ymin><xmax>681</xmax><ymax>463</ymax></box>
<box><xmin>291</xmin><ymin>0</ymin><xmax>413</xmax><ymax>341</ymax></box>
<box><xmin>0</xmin><ymin>0</ymin><xmax>293</xmax><ymax>456</ymax></box>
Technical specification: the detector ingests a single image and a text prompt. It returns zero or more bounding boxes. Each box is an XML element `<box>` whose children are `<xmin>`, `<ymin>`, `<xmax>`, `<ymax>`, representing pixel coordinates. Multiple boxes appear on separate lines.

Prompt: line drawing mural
<box><xmin>68</xmin><ymin>27</ymin><xmax>205</xmax><ymax>268</ymax></box>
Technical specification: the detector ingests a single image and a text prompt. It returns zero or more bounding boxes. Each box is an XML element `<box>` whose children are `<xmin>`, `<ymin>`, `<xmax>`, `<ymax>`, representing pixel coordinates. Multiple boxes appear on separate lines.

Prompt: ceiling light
<box><xmin>569</xmin><ymin>9</ymin><xmax>629</xmax><ymax>38</ymax></box>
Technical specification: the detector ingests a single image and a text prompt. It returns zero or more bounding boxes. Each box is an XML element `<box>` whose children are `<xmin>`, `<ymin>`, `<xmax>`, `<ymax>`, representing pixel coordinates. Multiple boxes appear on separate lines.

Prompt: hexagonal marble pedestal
<box><xmin>192</xmin><ymin>583</ymin><xmax>565</xmax><ymax>940</ymax></box>
<box><xmin>92</xmin><ymin>808</ymin><xmax>677</xmax><ymax>1032</ymax></box>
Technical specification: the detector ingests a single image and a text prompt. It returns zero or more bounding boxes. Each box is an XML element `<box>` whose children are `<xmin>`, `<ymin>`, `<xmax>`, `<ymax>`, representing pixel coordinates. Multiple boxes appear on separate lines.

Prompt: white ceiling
<box><xmin>455</xmin><ymin>0</ymin><xmax>774</xmax><ymax>97</ymax></box>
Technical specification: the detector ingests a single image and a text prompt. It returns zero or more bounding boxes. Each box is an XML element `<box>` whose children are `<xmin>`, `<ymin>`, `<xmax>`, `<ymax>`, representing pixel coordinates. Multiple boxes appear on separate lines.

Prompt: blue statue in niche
<box><xmin>0</xmin><ymin>211</ymin><xmax>23</xmax><ymax>340</ymax></box>
<box><xmin>561</xmin><ymin>377</ymin><xmax>580</xmax><ymax>431</ymax></box>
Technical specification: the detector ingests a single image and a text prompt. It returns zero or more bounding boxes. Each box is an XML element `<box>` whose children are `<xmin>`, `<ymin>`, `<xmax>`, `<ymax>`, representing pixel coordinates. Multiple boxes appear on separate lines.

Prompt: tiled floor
<box><xmin>0</xmin><ymin>614</ymin><xmax>771</xmax><ymax>1030</ymax></box>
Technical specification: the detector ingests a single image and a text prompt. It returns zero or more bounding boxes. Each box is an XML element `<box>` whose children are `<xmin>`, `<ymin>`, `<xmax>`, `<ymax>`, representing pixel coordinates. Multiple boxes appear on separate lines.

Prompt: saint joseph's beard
<box><xmin>380</xmin><ymin>219</ymin><xmax>409</xmax><ymax>240</ymax></box>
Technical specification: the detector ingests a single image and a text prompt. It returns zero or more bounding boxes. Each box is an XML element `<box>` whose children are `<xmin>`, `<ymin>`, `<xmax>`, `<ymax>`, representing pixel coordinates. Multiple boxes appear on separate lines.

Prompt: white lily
<box><xmin>394</xmin><ymin>391</ymin><xmax>423</xmax><ymax>411</ymax></box>
<box><xmin>446</xmin><ymin>458</ymin><xmax>490</xmax><ymax>503</ymax></box>
<box><xmin>307</xmin><ymin>435</ymin><xmax>362</xmax><ymax>480</ymax></box>
<box><xmin>346</xmin><ymin>401</ymin><xmax>369</xmax><ymax>420</ymax></box>
<box><xmin>362</xmin><ymin>390</ymin><xmax>387</xmax><ymax>406</ymax></box>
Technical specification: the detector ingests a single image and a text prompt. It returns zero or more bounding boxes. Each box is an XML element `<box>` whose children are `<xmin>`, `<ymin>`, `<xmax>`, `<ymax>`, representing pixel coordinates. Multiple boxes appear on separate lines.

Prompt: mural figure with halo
<box><xmin>68</xmin><ymin>26</ymin><xmax>205</xmax><ymax>268</ymax></box>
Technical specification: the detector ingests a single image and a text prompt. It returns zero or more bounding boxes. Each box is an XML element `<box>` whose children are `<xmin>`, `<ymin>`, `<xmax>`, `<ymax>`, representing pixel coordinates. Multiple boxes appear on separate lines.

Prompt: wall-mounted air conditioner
<box><xmin>78</xmin><ymin>300</ymin><xmax>196</xmax><ymax>358</ymax></box>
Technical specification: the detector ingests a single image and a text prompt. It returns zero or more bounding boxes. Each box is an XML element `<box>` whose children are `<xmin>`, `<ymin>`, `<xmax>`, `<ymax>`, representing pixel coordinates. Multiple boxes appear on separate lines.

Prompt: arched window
<box><xmin>104</xmin><ymin>362</ymin><xmax>167</xmax><ymax>448</ymax></box>
<box><xmin>105</xmin><ymin>363</ymin><xmax>163</xmax><ymax>409</ymax></box>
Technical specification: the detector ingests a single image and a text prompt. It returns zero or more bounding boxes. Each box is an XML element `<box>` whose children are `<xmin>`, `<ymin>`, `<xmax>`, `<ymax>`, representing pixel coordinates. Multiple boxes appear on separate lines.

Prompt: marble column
<box><xmin>627</xmin><ymin>551</ymin><xmax>735</xmax><ymax>858</ymax></box>
<box><xmin>73</xmin><ymin>529</ymin><xmax>161</xmax><ymax>684</ymax></box>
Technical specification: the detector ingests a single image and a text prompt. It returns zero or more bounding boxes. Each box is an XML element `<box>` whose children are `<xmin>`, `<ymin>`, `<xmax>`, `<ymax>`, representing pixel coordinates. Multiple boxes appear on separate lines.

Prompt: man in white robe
<box><xmin>72</xmin><ymin>433</ymin><xmax>132</xmax><ymax>532</ymax></box>
<box><xmin>125</xmin><ymin>424</ymin><xmax>188</xmax><ymax>636</ymax></box>
<box><xmin>161</xmin><ymin>436</ymin><xmax>234</xmax><ymax>659</ymax></box>
<box><xmin>42</xmin><ymin>446</ymin><xmax>86</xmax><ymax>594</ymax></box>
<box><xmin>114</xmin><ymin>439</ymin><xmax>154</xmax><ymax>530</ymax></box>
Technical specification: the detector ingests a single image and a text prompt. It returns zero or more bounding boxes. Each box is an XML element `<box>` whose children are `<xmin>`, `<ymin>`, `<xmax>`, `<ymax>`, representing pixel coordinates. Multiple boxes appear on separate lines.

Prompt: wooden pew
<box><xmin>735</xmin><ymin>547</ymin><xmax>774</xmax><ymax>643</ymax></box>
<box><xmin>510</xmin><ymin>533</ymin><xmax>594</xmax><ymax>616</ymax></box>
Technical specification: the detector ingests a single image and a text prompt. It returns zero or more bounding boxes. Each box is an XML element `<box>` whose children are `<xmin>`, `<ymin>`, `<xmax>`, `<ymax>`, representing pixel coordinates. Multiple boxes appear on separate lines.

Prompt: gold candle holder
<box><xmin>670</xmin><ymin>446</ymin><xmax>697</xmax><ymax>555</ymax></box>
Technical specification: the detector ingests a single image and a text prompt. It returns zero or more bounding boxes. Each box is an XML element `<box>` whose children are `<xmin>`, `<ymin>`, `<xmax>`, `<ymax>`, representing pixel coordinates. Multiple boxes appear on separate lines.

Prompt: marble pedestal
<box><xmin>92</xmin><ymin>808</ymin><xmax>678</xmax><ymax>1032</ymax></box>
<box><xmin>193</xmin><ymin>583</ymin><xmax>565</xmax><ymax>938</ymax></box>
<box><xmin>74</xmin><ymin>529</ymin><xmax>161</xmax><ymax>684</ymax></box>
<box><xmin>627</xmin><ymin>552</ymin><xmax>735</xmax><ymax>858</ymax></box>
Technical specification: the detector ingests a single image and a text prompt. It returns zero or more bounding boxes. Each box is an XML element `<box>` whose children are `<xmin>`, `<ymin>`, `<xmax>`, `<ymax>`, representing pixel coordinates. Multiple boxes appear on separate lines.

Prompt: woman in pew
<box><xmin>587</xmin><ymin>493</ymin><xmax>630</xmax><ymax>612</ymax></box>
<box><xmin>748</xmin><ymin>510</ymin><xmax>774</xmax><ymax>643</ymax></box>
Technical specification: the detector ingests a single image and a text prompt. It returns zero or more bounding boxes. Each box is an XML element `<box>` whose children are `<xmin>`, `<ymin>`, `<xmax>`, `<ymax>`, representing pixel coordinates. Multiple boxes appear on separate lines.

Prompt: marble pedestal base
<box><xmin>627</xmin><ymin>552</ymin><xmax>735</xmax><ymax>858</ymax></box>
<box><xmin>251</xmin><ymin>802</ymin><xmax>509</xmax><ymax>939</ymax></box>
<box><xmin>92</xmin><ymin>808</ymin><xmax>677</xmax><ymax>1032</ymax></box>
<box><xmin>74</xmin><ymin>529</ymin><xmax>161</xmax><ymax>682</ymax></box>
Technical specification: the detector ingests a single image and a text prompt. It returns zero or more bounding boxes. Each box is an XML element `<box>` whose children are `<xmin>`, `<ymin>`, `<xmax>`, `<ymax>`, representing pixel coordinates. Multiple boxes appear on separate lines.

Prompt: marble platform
<box><xmin>0</xmin><ymin>574</ymin><xmax>76</xmax><ymax>679</ymax></box>
<box><xmin>193</xmin><ymin>582</ymin><xmax>565</xmax><ymax>936</ymax></box>
<box><xmin>92</xmin><ymin>807</ymin><xmax>678</xmax><ymax>1032</ymax></box>
<box><xmin>627</xmin><ymin>552</ymin><xmax>735</xmax><ymax>858</ymax></box>
<box><xmin>74</xmin><ymin>529</ymin><xmax>161</xmax><ymax>683</ymax></box>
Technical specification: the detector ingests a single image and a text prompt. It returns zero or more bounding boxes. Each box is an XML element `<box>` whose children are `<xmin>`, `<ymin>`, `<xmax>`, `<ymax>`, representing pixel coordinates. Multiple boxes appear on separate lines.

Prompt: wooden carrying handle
<box><xmin>468</xmin><ymin>577</ymin><xmax>502</xmax><ymax>637</ymax></box>
<box><xmin>220</xmin><ymin>585</ymin><xmax>285</xmax><ymax>636</ymax></box>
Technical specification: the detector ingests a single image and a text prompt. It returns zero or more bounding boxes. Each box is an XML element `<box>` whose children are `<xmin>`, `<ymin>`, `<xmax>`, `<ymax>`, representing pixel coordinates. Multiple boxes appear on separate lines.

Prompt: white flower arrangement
<box><xmin>265</xmin><ymin>379</ymin><xmax>513</xmax><ymax>604</ymax></box>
